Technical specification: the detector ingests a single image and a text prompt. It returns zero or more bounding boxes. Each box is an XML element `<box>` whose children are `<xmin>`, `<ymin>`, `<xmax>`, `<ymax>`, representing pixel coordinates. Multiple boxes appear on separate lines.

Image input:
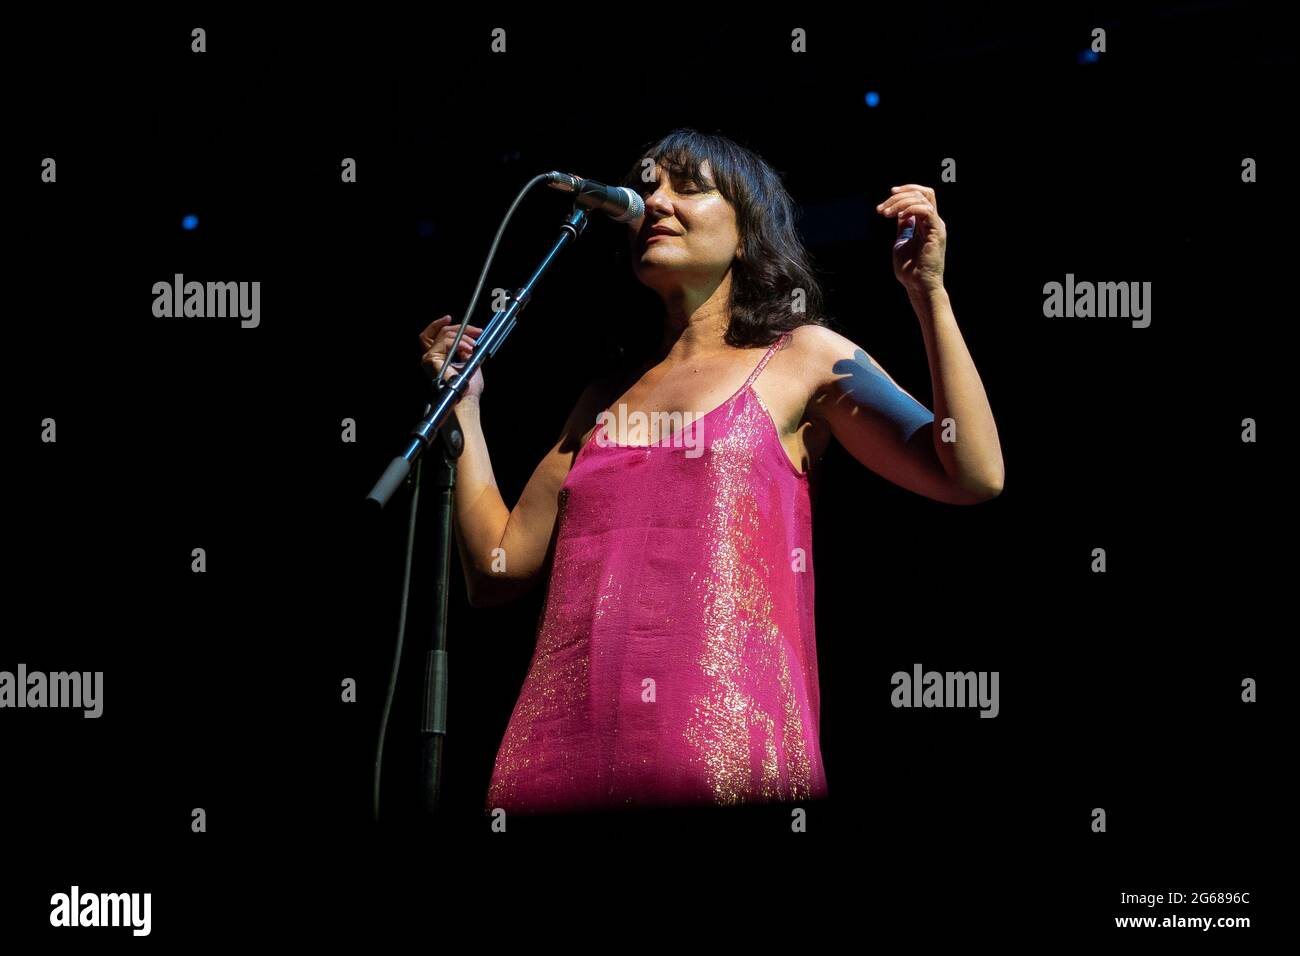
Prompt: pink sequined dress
<box><xmin>485</xmin><ymin>330</ymin><xmax>829</xmax><ymax>814</ymax></box>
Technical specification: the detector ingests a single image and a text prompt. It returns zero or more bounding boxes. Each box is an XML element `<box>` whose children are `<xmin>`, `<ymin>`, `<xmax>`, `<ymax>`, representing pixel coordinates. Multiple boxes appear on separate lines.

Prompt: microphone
<box><xmin>545</xmin><ymin>172</ymin><xmax>644</xmax><ymax>222</ymax></box>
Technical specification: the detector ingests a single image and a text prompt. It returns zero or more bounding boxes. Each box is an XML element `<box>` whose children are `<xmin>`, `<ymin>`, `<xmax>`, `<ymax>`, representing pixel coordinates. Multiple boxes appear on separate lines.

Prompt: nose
<box><xmin>640</xmin><ymin>184</ymin><xmax>674</xmax><ymax>219</ymax></box>
<box><xmin>628</xmin><ymin>178</ymin><xmax>674</xmax><ymax>235</ymax></box>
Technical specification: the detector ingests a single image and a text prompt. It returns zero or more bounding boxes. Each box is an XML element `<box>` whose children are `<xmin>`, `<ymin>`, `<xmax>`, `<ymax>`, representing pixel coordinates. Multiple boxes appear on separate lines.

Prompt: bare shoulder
<box><xmin>785</xmin><ymin>322</ymin><xmax>848</xmax><ymax>351</ymax></box>
<box><xmin>785</xmin><ymin>323</ymin><xmax>898</xmax><ymax>387</ymax></box>
<box><xmin>782</xmin><ymin>323</ymin><xmax>863</xmax><ymax>391</ymax></box>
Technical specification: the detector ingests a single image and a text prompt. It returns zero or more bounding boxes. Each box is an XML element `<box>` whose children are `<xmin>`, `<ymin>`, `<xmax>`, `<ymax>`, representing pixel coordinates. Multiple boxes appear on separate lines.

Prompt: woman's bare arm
<box><xmin>451</xmin><ymin>376</ymin><xmax>621</xmax><ymax>606</ymax></box>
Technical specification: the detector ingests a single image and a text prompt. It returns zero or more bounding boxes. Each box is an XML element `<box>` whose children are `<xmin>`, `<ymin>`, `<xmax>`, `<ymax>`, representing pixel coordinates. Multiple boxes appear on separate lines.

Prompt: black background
<box><xmin>7</xmin><ymin>4</ymin><xmax>1284</xmax><ymax>945</ymax></box>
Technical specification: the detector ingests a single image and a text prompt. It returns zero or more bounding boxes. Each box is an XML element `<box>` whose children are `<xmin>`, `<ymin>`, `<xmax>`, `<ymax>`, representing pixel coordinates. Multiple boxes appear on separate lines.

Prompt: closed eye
<box><xmin>639</xmin><ymin>182</ymin><xmax>703</xmax><ymax>197</ymax></box>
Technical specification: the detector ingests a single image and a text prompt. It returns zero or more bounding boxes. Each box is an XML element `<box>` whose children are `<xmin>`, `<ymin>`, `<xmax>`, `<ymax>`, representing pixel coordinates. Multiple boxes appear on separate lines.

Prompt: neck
<box><xmin>655</xmin><ymin>273</ymin><xmax>734</xmax><ymax>362</ymax></box>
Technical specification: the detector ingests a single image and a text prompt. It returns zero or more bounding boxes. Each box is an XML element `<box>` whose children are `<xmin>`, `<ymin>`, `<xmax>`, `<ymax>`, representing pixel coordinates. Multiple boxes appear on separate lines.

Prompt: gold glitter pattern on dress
<box><xmin>682</xmin><ymin>335</ymin><xmax>812</xmax><ymax>804</ymax></box>
<box><xmin>485</xmin><ymin>486</ymin><xmax>592</xmax><ymax>811</ymax></box>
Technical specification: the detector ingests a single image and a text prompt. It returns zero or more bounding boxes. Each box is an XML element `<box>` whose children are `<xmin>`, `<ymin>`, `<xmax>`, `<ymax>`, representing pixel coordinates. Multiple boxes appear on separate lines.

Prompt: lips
<box><xmin>642</xmin><ymin>227</ymin><xmax>679</xmax><ymax>246</ymax></box>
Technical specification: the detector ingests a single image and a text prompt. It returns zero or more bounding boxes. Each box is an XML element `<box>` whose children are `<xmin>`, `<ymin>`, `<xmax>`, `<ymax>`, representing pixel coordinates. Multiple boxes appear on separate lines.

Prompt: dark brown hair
<box><xmin>613</xmin><ymin>127</ymin><xmax>833</xmax><ymax>351</ymax></box>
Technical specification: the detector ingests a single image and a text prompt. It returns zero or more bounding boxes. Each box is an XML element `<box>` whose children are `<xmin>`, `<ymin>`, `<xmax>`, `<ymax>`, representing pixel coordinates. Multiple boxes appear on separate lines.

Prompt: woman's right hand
<box><xmin>419</xmin><ymin>314</ymin><xmax>485</xmax><ymax>405</ymax></box>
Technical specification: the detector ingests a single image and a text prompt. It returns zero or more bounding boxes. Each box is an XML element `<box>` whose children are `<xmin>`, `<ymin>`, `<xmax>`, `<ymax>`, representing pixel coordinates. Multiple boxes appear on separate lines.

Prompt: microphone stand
<box><xmin>365</xmin><ymin>204</ymin><xmax>592</xmax><ymax>817</ymax></box>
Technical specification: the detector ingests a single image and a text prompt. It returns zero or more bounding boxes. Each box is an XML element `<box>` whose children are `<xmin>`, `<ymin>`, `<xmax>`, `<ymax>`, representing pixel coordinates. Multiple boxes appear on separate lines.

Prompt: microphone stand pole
<box><xmin>365</xmin><ymin>204</ymin><xmax>591</xmax><ymax>817</ymax></box>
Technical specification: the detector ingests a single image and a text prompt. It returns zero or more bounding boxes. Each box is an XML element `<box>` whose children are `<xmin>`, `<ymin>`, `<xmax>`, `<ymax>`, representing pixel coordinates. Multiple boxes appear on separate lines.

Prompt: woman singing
<box><xmin>418</xmin><ymin>129</ymin><xmax>1004</xmax><ymax>817</ymax></box>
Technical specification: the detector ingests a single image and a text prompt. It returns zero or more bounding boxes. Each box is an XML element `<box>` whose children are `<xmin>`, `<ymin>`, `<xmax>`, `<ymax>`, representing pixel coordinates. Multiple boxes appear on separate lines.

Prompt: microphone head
<box><xmin>545</xmin><ymin>172</ymin><xmax>644</xmax><ymax>222</ymax></box>
<box><xmin>610</xmin><ymin>187</ymin><xmax>645</xmax><ymax>223</ymax></box>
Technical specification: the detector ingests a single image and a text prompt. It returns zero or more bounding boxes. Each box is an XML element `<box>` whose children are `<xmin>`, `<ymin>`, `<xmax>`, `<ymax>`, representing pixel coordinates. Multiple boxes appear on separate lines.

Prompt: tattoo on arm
<box><xmin>833</xmin><ymin>349</ymin><xmax>934</xmax><ymax>443</ymax></box>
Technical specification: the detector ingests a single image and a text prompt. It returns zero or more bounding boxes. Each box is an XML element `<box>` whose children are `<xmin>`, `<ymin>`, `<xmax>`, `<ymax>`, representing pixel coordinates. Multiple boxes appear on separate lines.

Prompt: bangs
<box><xmin>620</xmin><ymin>131</ymin><xmax>734</xmax><ymax>198</ymax></box>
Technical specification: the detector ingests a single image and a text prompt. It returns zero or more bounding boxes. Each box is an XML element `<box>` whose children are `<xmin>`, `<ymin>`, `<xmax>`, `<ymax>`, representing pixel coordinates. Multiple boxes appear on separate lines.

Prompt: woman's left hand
<box><xmin>876</xmin><ymin>184</ymin><xmax>947</xmax><ymax>295</ymax></box>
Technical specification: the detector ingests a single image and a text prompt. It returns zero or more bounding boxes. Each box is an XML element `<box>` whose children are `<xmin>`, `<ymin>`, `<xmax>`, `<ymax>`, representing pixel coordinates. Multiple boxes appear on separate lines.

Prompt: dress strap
<box><xmin>743</xmin><ymin>330</ymin><xmax>793</xmax><ymax>389</ymax></box>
